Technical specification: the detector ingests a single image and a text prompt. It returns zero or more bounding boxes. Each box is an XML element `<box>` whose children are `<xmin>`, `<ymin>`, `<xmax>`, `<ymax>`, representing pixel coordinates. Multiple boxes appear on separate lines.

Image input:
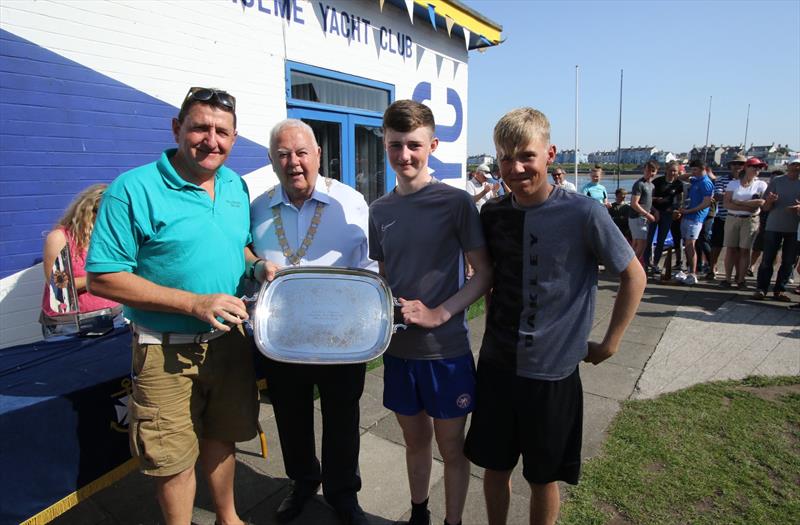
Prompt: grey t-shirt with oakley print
<box><xmin>479</xmin><ymin>187</ymin><xmax>635</xmax><ymax>380</ymax></box>
<box><xmin>368</xmin><ymin>180</ymin><xmax>485</xmax><ymax>360</ymax></box>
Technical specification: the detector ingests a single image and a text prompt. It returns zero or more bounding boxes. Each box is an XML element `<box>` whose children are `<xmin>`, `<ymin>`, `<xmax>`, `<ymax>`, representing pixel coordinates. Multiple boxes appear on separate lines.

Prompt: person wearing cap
<box><xmin>713</xmin><ymin>154</ymin><xmax>747</xmax><ymax>285</ymax></box>
<box><xmin>466</xmin><ymin>164</ymin><xmax>500</xmax><ymax>211</ymax></box>
<box><xmin>674</xmin><ymin>160</ymin><xmax>714</xmax><ymax>285</ymax></box>
<box><xmin>721</xmin><ymin>157</ymin><xmax>769</xmax><ymax>289</ymax></box>
<box><xmin>754</xmin><ymin>157</ymin><xmax>800</xmax><ymax>301</ymax></box>
<box><xmin>551</xmin><ymin>166</ymin><xmax>577</xmax><ymax>192</ymax></box>
<box><xmin>85</xmin><ymin>88</ymin><xmax>258</xmax><ymax>524</ymax></box>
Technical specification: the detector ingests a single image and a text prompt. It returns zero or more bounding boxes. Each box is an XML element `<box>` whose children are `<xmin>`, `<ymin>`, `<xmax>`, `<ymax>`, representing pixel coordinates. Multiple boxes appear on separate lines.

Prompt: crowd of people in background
<box><xmin>542</xmin><ymin>156</ymin><xmax>800</xmax><ymax>305</ymax></box>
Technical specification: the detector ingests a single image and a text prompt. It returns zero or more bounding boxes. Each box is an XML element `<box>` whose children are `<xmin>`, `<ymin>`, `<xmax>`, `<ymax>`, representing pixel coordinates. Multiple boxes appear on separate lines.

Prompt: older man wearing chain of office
<box><xmin>246</xmin><ymin>119</ymin><xmax>374</xmax><ymax>525</ymax></box>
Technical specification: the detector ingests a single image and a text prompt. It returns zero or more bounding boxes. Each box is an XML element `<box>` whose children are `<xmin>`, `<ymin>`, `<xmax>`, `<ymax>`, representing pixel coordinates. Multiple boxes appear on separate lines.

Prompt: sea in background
<box><xmin>570</xmin><ymin>173</ymin><xmax>641</xmax><ymax>194</ymax></box>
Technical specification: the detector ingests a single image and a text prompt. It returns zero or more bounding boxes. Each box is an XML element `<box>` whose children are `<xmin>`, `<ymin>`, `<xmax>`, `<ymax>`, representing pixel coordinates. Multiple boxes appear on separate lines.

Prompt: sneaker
<box><xmin>704</xmin><ymin>272</ymin><xmax>716</xmax><ymax>281</ymax></box>
<box><xmin>719</xmin><ymin>280</ymin><xmax>732</xmax><ymax>288</ymax></box>
<box><xmin>684</xmin><ymin>274</ymin><xmax>698</xmax><ymax>285</ymax></box>
<box><xmin>736</xmin><ymin>281</ymin><xmax>748</xmax><ymax>290</ymax></box>
<box><xmin>752</xmin><ymin>290</ymin><xmax>767</xmax><ymax>300</ymax></box>
<box><xmin>674</xmin><ymin>271</ymin><xmax>688</xmax><ymax>283</ymax></box>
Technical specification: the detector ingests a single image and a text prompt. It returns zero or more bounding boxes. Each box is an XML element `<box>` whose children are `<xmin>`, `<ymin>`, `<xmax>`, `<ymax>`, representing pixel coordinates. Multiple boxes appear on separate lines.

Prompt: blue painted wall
<box><xmin>0</xmin><ymin>29</ymin><xmax>269</xmax><ymax>279</ymax></box>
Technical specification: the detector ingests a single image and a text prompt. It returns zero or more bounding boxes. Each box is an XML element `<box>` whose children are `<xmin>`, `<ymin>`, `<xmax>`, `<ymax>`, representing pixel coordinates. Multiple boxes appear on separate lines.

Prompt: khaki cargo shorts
<box><xmin>723</xmin><ymin>214</ymin><xmax>760</xmax><ymax>249</ymax></box>
<box><xmin>128</xmin><ymin>324</ymin><xmax>259</xmax><ymax>477</ymax></box>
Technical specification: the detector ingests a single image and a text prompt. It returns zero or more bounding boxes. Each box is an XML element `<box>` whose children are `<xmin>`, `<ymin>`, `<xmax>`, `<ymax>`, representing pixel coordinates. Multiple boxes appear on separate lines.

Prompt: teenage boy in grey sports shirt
<box><xmin>368</xmin><ymin>100</ymin><xmax>492</xmax><ymax>525</ymax></box>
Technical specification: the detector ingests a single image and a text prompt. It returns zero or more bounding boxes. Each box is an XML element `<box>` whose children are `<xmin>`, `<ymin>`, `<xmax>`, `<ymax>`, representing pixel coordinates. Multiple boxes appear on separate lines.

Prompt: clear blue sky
<box><xmin>464</xmin><ymin>0</ymin><xmax>800</xmax><ymax>157</ymax></box>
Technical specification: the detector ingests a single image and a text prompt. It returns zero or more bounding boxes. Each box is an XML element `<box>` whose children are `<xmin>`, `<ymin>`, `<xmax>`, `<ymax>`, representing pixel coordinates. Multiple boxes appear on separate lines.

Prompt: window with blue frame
<box><xmin>286</xmin><ymin>61</ymin><xmax>394</xmax><ymax>203</ymax></box>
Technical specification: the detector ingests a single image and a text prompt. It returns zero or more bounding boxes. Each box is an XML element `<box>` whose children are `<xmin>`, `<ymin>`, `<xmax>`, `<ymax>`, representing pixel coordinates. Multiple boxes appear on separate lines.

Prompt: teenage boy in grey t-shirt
<box><xmin>464</xmin><ymin>108</ymin><xmax>646</xmax><ymax>525</ymax></box>
<box><xmin>627</xmin><ymin>160</ymin><xmax>658</xmax><ymax>267</ymax></box>
<box><xmin>368</xmin><ymin>100</ymin><xmax>492</xmax><ymax>525</ymax></box>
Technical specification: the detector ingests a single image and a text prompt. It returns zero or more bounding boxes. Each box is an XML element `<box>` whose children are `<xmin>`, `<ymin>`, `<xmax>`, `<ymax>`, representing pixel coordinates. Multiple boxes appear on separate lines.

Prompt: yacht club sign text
<box><xmin>234</xmin><ymin>0</ymin><xmax>414</xmax><ymax>58</ymax></box>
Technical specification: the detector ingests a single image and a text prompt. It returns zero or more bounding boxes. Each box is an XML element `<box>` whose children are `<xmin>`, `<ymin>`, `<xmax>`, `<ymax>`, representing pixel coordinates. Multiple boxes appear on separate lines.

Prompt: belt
<box><xmin>730</xmin><ymin>213</ymin><xmax>755</xmax><ymax>218</ymax></box>
<box><xmin>133</xmin><ymin>324</ymin><xmax>231</xmax><ymax>345</ymax></box>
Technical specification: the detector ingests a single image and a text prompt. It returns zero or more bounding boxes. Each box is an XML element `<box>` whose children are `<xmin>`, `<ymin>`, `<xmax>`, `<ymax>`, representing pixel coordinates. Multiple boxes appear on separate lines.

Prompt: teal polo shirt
<box><xmin>86</xmin><ymin>149</ymin><xmax>251</xmax><ymax>333</ymax></box>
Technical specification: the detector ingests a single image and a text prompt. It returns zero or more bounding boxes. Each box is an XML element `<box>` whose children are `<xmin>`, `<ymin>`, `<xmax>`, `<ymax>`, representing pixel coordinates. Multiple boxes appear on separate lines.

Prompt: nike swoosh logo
<box><xmin>381</xmin><ymin>220</ymin><xmax>397</xmax><ymax>232</ymax></box>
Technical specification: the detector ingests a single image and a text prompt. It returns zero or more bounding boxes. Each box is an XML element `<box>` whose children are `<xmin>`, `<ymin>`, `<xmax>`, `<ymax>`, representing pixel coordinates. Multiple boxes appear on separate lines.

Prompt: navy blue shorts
<box><xmin>383</xmin><ymin>353</ymin><xmax>476</xmax><ymax>419</ymax></box>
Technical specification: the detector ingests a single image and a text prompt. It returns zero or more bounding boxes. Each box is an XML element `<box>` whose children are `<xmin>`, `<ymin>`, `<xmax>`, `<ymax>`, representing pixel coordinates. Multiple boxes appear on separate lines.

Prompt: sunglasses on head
<box><xmin>183</xmin><ymin>87</ymin><xmax>236</xmax><ymax>111</ymax></box>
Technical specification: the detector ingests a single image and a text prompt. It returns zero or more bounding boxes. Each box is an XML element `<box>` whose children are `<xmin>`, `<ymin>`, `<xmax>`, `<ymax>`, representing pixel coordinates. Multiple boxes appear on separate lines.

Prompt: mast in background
<box><xmin>616</xmin><ymin>69</ymin><xmax>623</xmax><ymax>189</ymax></box>
<box><xmin>574</xmin><ymin>65</ymin><xmax>579</xmax><ymax>188</ymax></box>
<box><xmin>703</xmin><ymin>95</ymin><xmax>712</xmax><ymax>163</ymax></box>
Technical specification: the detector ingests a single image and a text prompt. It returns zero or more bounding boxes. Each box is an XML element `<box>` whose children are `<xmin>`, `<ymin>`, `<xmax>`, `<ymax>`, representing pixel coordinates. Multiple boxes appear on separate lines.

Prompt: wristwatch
<box><xmin>248</xmin><ymin>258</ymin><xmax>264</xmax><ymax>280</ymax></box>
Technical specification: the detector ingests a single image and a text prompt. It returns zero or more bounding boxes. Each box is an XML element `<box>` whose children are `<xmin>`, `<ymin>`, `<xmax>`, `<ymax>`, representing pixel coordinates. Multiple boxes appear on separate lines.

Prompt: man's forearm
<box><xmin>88</xmin><ymin>271</ymin><xmax>198</xmax><ymax>317</ymax></box>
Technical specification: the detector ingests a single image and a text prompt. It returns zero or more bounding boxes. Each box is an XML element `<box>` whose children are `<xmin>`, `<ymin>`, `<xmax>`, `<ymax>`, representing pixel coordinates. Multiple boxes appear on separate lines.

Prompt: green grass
<box><xmin>467</xmin><ymin>297</ymin><xmax>486</xmax><ymax>321</ymax></box>
<box><xmin>560</xmin><ymin>375</ymin><xmax>800</xmax><ymax>525</ymax></box>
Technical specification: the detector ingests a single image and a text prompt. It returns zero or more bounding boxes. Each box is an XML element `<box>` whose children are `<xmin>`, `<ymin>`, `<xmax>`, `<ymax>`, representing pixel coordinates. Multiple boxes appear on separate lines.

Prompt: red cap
<box><xmin>745</xmin><ymin>157</ymin><xmax>767</xmax><ymax>168</ymax></box>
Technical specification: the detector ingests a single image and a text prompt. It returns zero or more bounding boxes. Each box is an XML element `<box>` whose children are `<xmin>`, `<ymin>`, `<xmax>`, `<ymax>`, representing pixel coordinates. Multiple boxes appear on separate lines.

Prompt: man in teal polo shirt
<box><xmin>86</xmin><ymin>87</ymin><xmax>258</xmax><ymax>525</ymax></box>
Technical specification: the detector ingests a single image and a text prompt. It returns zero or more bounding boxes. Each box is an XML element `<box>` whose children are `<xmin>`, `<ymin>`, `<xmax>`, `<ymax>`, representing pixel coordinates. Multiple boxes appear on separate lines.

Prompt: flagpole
<box><xmin>703</xmin><ymin>95</ymin><xmax>712</xmax><ymax>164</ymax></box>
<box><xmin>743</xmin><ymin>103</ymin><xmax>750</xmax><ymax>153</ymax></box>
<box><xmin>616</xmin><ymin>69</ymin><xmax>623</xmax><ymax>190</ymax></box>
<box><xmin>574</xmin><ymin>65</ymin><xmax>579</xmax><ymax>188</ymax></box>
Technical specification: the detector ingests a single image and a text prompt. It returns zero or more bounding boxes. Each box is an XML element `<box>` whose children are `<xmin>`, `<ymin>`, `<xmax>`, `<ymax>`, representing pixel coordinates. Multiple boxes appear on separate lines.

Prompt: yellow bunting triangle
<box><xmin>445</xmin><ymin>15</ymin><xmax>454</xmax><ymax>37</ymax></box>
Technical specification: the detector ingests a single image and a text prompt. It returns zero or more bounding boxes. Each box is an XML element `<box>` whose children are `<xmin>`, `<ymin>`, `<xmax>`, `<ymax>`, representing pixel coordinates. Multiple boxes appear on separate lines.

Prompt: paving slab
<box><xmin>359</xmin><ymin>370</ymin><xmax>392</xmax><ymax>431</ymax></box>
<box><xmin>581</xmin><ymin>393</ymin><xmax>621</xmax><ymax>460</ymax></box>
<box><xmin>580</xmin><ymin>361</ymin><xmax>641</xmax><ymax>401</ymax></box>
<box><xmin>634</xmin><ymin>301</ymin><xmax>799</xmax><ymax>399</ymax></box>
<box><xmin>358</xmin><ymin>432</ymin><xmax>442</xmax><ymax>521</ymax></box>
<box><xmin>604</xmin><ymin>340</ymin><xmax>655</xmax><ymax>370</ymax></box>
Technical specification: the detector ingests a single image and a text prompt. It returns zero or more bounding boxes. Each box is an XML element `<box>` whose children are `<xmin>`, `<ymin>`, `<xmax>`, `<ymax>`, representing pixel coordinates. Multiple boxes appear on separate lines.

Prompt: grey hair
<box><xmin>269</xmin><ymin>118</ymin><xmax>318</xmax><ymax>153</ymax></box>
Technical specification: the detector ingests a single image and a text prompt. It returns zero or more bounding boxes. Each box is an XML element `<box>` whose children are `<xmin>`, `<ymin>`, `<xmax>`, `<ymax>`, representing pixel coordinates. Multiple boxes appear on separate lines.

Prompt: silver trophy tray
<box><xmin>251</xmin><ymin>266</ymin><xmax>405</xmax><ymax>364</ymax></box>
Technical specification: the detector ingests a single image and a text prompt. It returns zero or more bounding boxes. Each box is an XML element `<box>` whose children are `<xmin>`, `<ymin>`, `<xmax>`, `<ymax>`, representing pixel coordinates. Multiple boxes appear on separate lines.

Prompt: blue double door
<box><xmin>287</xmin><ymin>108</ymin><xmax>391</xmax><ymax>204</ymax></box>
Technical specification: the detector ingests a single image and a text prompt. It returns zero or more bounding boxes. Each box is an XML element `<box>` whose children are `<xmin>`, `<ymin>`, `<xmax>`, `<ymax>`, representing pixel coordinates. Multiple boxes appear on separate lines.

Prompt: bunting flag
<box><xmin>445</xmin><ymin>15</ymin><xmax>455</xmax><ymax>37</ymax></box>
<box><xmin>379</xmin><ymin>0</ymin><xmax>384</xmax><ymax>12</ymax></box>
<box><xmin>462</xmin><ymin>27</ymin><xmax>471</xmax><ymax>50</ymax></box>
<box><xmin>479</xmin><ymin>36</ymin><xmax>492</xmax><ymax>48</ymax></box>
<box><xmin>427</xmin><ymin>4</ymin><xmax>437</xmax><ymax>30</ymax></box>
<box><xmin>404</xmin><ymin>0</ymin><xmax>415</xmax><ymax>23</ymax></box>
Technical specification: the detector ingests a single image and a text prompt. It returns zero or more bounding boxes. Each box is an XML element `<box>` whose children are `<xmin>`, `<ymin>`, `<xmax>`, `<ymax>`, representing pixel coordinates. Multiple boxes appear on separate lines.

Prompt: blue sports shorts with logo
<box><xmin>383</xmin><ymin>353</ymin><xmax>476</xmax><ymax>419</ymax></box>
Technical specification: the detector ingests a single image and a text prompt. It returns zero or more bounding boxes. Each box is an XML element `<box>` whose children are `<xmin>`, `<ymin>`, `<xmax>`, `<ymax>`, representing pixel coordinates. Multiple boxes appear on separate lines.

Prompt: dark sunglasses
<box><xmin>183</xmin><ymin>87</ymin><xmax>236</xmax><ymax>111</ymax></box>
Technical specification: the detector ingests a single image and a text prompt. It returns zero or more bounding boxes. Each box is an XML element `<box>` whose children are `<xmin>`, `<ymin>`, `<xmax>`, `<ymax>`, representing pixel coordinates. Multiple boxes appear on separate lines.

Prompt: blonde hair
<box><xmin>56</xmin><ymin>184</ymin><xmax>107</xmax><ymax>250</ymax></box>
<box><xmin>493</xmin><ymin>108</ymin><xmax>550</xmax><ymax>159</ymax></box>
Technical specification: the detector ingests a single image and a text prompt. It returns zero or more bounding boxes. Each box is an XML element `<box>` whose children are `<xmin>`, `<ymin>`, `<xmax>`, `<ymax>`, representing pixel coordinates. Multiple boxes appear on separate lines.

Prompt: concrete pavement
<box><xmin>51</xmin><ymin>274</ymin><xmax>799</xmax><ymax>525</ymax></box>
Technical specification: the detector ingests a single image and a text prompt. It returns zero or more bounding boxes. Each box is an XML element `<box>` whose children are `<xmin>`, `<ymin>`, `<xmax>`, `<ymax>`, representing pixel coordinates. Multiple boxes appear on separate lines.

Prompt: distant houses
<box><xmin>587</xmin><ymin>146</ymin><xmax>658</xmax><ymax>165</ymax></box>
<box><xmin>467</xmin><ymin>154</ymin><xmax>494</xmax><ymax>167</ymax></box>
<box><xmin>555</xmin><ymin>149</ymin><xmax>588</xmax><ymax>164</ymax></box>
<box><xmin>468</xmin><ymin>143</ymin><xmax>796</xmax><ymax>170</ymax></box>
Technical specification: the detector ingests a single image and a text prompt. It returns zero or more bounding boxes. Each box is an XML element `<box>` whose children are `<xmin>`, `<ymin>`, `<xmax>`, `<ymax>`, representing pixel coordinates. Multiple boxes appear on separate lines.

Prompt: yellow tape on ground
<box><xmin>21</xmin><ymin>458</ymin><xmax>138</xmax><ymax>525</ymax></box>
